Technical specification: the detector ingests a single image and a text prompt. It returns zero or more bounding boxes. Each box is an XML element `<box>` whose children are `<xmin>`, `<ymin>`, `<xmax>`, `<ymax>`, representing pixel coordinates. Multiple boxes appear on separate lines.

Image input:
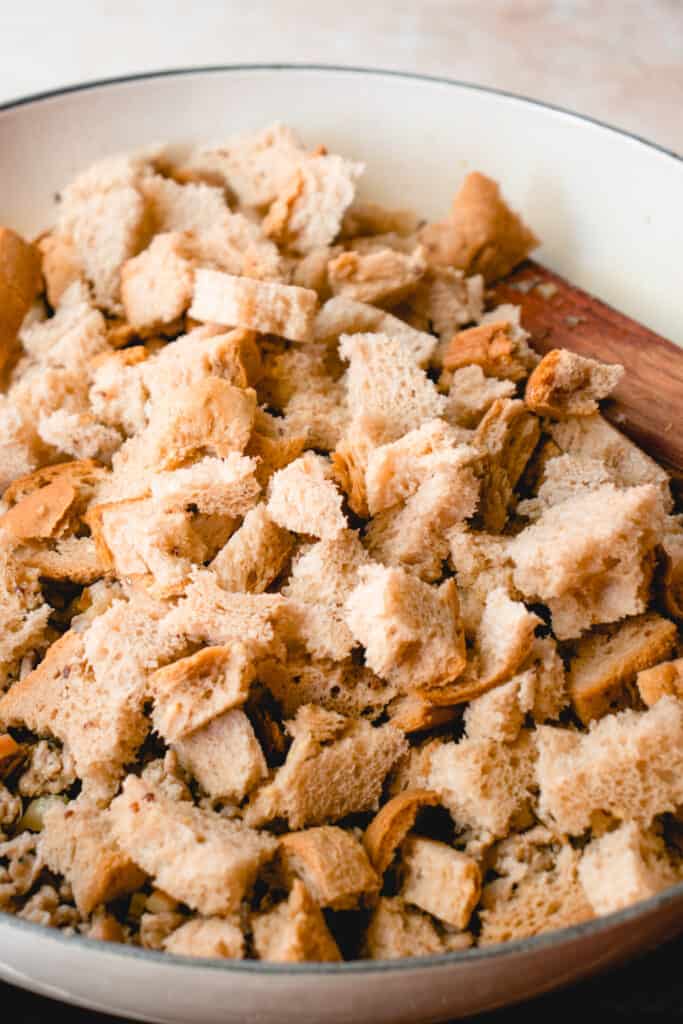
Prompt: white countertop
<box><xmin>2</xmin><ymin>0</ymin><xmax>682</xmax><ymax>155</ymax></box>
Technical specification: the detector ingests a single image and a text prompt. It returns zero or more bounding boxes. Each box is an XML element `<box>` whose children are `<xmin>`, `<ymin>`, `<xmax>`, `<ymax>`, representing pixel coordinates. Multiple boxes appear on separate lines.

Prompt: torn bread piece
<box><xmin>340</xmin><ymin>332</ymin><xmax>446</xmax><ymax>446</ymax></box>
<box><xmin>163</xmin><ymin>917</ymin><xmax>244</xmax><ymax>960</ymax></box>
<box><xmin>420</xmin><ymin>171</ymin><xmax>538</xmax><ymax>282</ymax></box>
<box><xmin>363</xmin><ymin>896</ymin><xmax>471</xmax><ymax>959</ymax></box>
<box><xmin>190</xmin><ymin>270</ymin><xmax>318</xmax><ymax>343</ymax></box>
<box><xmin>282</xmin><ymin>530</ymin><xmax>369</xmax><ymax>661</ymax></box>
<box><xmin>252</xmin><ymin>879</ymin><xmax>341</xmax><ymax>963</ymax></box>
<box><xmin>149</xmin><ymin>453</ymin><xmax>260</xmax><ymax>517</ymax></box>
<box><xmin>474</xmin><ymin>397</ymin><xmax>541</xmax><ymax>533</ymax></box>
<box><xmin>110</xmin><ymin>776</ymin><xmax>277</xmax><ymax>915</ymax></box>
<box><xmin>267</xmin><ymin>452</ymin><xmax>346</xmax><ymax>540</ymax></box>
<box><xmin>510</xmin><ymin>483</ymin><xmax>665</xmax><ymax>640</ymax></box>
<box><xmin>568</xmin><ymin>613</ymin><xmax>677</xmax><ymax>724</ymax></box>
<box><xmin>578</xmin><ymin>823</ymin><xmax>679</xmax><ymax>916</ymax></box>
<box><xmin>478</xmin><ymin>829</ymin><xmax>592</xmax><ymax>944</ymax></box>
<box><xmin>259</xmin><ymin>655</ymin><xmax>398</xmax><ymax>722</ymax></box>
<box><xmin>263</xmin><ymin>152</ymin><xmax>363</xmax><ymax>254</ymax></box>
<box><xmin>0</xmin><ymin>630</ymin><xmax>149</xmax><ymax>790</ymax></box>
<box><xmin>428</xmin><ymin>732</ymin><xmax>536</xmax><ymax>838</ymax></box>
<box><xmin>400</xmin><ymin>836</ymin><xmax>481</xmax><ymax>930</ymax></box>
<box><xmin>364</xmin><ymin>790</ymin><xmax>440</xmax><ymax>875</ymax></box>
<box><xmin>446</xmin><ymin>588</ymin><xmax>541</xmax><ymax>705</ymax></box>
<box><xmin>387</xmin><ymin>694</ymin><xmax>459</xmax><ymax>734</ymax></box>
<box><xmin>549</xmin><ymin>413</ymin><xmax>672</xmax><ymax>511</ymax></box>
<box><xmin>174</xmin><ymin>709</ymin><xmax>267</xmax><ymax>802</ymax></box>
<box><xmin>516</xmin><ymin>452</ymin><xmax>616</xmax><ymax>521</ymax></box>
<box><xmin>141</xmin><ymin>173</ymin><xmax>281</xmax><ymax>279</ymax></box>
<box><xmin>331</xmin><ymin>414</ymin><xmax>387</xmax><ymax>519</ymax></box>
<box><xmin>535</xmin><ymin>696</ymin><xmax>683</xmax><ymax>834</ymax></box>
<box><xmin>0</xmin><ymin>227</ymin><xmax>42</xmax><ymax>376</ymax></box>
<box><xmin>41</xmin><ymin>797</ymin><xmax>146</xmax><ymax>915</ymax></box>
<box><xmin>410</xmin><ymin>267</ymin><xmax>484</xmax><ymax>342</ymax></box>
<box><xmin>637</xmin><ymin>657</ymin><xmax>683</xmax><ymax>707</ymax></box>
<box><xmin>314</xmin><ymin>296</ymin><xmax>435</xmax><ymax>366</ymax></box>
<box><xmin>327</xmin><ymin>245</ymin><xmax>426</xmax><ymax>307</ymax></box>
<box><xmin>444</xmin><ymin>365</ymin><xmax>515</xmax><ymax>429</ymax></box>
<box><xmin>210</xmin><ymin>504</ymin><xmax>293</xmax><ymax>593</ymax></box>
<box><xmin>146</xmin><ymin>379</ymin><xmax>257</xmax><ymax>469</ymax></box>
<box><xmin>345</xmin><ymin>567</ymin><xmax>466</xmax><ymax>695</ymax></box>
<box><xmin>120</xmin><ymin>232</ymin><xmax>195</xmax><ymax>331</ymax></box>
<box><xmin>447</xmin><ymin>527</ymin><xmax>517</xmax><ymax>636</ymax></box>
<box><xmin>279</xmin><ymin>825</ymin><xmax>379</xmax><ymax>909</ymax></box>
<box><xmin>150</xmin><ymin>644</ymin><xmax>254</xmax><ymax>742</ymax></box>
<box><xmin>525</xmin><ymin>348</ymin><xmax>624</xmax><ymax>418</ymax></box>
<box><xmin>246</xmin><ymin>705</ymin><xmax>407</xmax><ymax>829</ymax></box>
<box><xmin>443</xmin><ymin>320</ymin><xmax>536</xmax><ymax>383</ymax></box>
<box><xmin>37</xmin><ymin>234</ymin><xmax>84</xmax><ymax>308</ymax></box>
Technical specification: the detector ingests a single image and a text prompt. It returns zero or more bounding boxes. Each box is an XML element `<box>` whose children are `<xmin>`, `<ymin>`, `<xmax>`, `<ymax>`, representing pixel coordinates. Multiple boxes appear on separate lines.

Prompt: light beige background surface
<box><xmin>1</xmin><ymin>0</ymin><xmax>682</xmax><ymax>154</ymax></box>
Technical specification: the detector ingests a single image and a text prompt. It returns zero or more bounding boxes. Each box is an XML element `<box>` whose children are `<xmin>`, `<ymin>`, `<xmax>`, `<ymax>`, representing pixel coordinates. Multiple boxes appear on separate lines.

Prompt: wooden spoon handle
<box><xmin>490</xmin><ymin>260</ymin><xmax>683</xmax><ymax>473</ymax></box>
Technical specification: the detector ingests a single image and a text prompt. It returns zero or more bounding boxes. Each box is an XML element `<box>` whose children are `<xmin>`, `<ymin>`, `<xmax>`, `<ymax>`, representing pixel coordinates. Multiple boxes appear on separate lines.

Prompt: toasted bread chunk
<box><xmin>111</xmin><ymin>776</ymin><xmax>276</xmax><ymax>914</ymax></box>
<box><xmin>150</xmin><ymin>454</ymin><xmax>260</xmax><ymax>517</ymax></box>
<box><xmin>365</xmin><ymin>454</ymin><xmax>480</xmax><ymax>582</ymax></box>
<box><xmin>3</xmin><ymin>458</ymin><xmax>106</xmax><ymax>507</ymax></box>
<box><xmin>637</xmin><ymin>657</ymin><xmax>683</xmax><ymax>707</ymax></box>
<box><xmin>345</xmin><ymin>567</ymin><xmax>466</xmax><ymax>695</ymax></box>
<box><xmin>259</xmin><ymin>655</ymin><xmax>398</xmax><ymax>722</ymax></box>
<box><xmin>579</xmin><ymin>823</ymin><xmax>678</xmax><ymax>916</ymax></box>
<box><xmin>41</xmin><ymin>797</ymin><xmax>146</xmax><ymax>915</ymax></box>
<box><xmin>19</xmin><ymin>288</ymin><xmax>109</xmax><ymax>370</ymax></box>
<box><xmin>447</xmin><ymin>527</ymin><xmax>517</xmax><ymax>636</ymax></box>
<box><xmin>252</xmin><ymin>879</ymin><xmax>341</xmax><ymax>963</ymax></box>
<box><xmin>568</xmin><ymin>613</ymin><xmax>677</xmax><ymax>724</ymax></box>
<box><xmin>516</xmin><ymin>452</ymin><xmax>616</xmax><ymax>520</ymax></box>
<box><xmin>340</xmin><ymin>333</ymin><xmax>446</xmax><ymax>446</ymax></box>
<box><xmin>163</xmin><ymin>917</ymin><xmax>244</xmax><ymax>959</ymax></box>
<box><xmin>658</xmin><ymin>516</ymin><xmax>683</xmax><ymax>619</ymax></box>
<box><xmin>141</xmin><ymin>174</ymin><xmax>280</xmax><ymax>278</ymax></box>
<box><xmin>0</xmin><ymin>399</ymin><xmax>45</xmax><ymax>493</ymax></box>
<box><xmin>525</xmin><ymin>349</ymin><xmax>623</xmax><ymax>418</ymax></box>
<box><xmin>327</xmin><ymin>245</ymin><xmax>426</xmax><ymax>306</ymax></box>
<box><xmin>420</xmin><ymin>172</ymin><xmax>538</xmax><ymax>282</ymax></box>
<box><xmin>314</xmin><ymin>296</ymin><xmax>435</xmax><ymax>366</ymax></box>
<box><xmin>210</xmin><ymin>504</ymin><xmax>293</xmax><ymax>593</ymax></box>
<box><xmin>429</xmin><ymin>732</ymin><xmax>536</xmax><ymax>838</ymax></box>
<box><xmin>400</xmin><ymin>837</ymin><xmax>480</xmax><ymax>930</ymax></box>
<box><xmin>89</xmin><ymin>347</ymin><xmax>150</xmax><ymax>436</ymax></box>
<box><xmin>267</xmin><ymin>452</ymin><xmax>346</xmax><ymax>540</ymax></box>
<box><xmin>37</xmin><ymin>234</ymin><xmax>84</xmax><ymax>308</ymax></box>
<box><xmin>87</xmin><ymin>498</ymin><xmax>206</xmax><ymax>593</ymax></box>
<box><xmin>364</xmin><ymin>896</ymin><xmax>470</xmax><ymax>959</ymax></box>
<box><xmin>536</xmin><ymin>697</ymin><xmax>683</xmax><ymax>834</ymax></box>
<box><xmin>475</xmin><ymin>397</ymin><xmax>541</xmax><ymax>532</ymax></box>
<box><xmin>364</xmin><ymin>790</ymin><xmax>439</xmax><ymax>875</ymax></box>
<box><xmin>263</xmin><ymin>153</ymin><xmax>363</xmax><ymax>254</ymax></box>
<box><xmin>279</xmin><ymin>826</ymin><xmax>379</xmax><ymax>909</ymax></box>
<box><xmin>58</xmin><ymin>184</ymin><xmax>151</xmax><ymax>313</ymax></box>
<box><xmin>364</xmin><ymin>420</ymin><xmax>476</xmax><ymax>516</ymax></box>
<box><xmin>0</xmin><ymin>630</ymin><xmax>148</xmax><ymax>788</ymax></box>
<box><xmin>121</xmin><ymin>232</ymin><xmax>195</xmax><ymax>330</ymax></box>
<box><xmin>161</xmin><ymin>570</ymin><xmax>287</xmax><ymax>657</ymax></box>
<box><xmin>444</xmin><ymin>320</ymin><xmax>534</xmax><ymax>383</ymax></box>
<box><xmin>185</xmin><ymin>123</ymin><xmax>307</xmax><ymax>208</ymax></box>
<box><xmin>258</xmin><ymin>338</ymin><xmax>343</xmax><ymax>410</ymax></box>
<box><xmin>1</xmin><ymin>477</ymin><xmax>77</xmax><ymax>543</ymax></box>
<box><xmin>0</xmin><ymin>227</ymin><xmax>43</xmax><ymax>375</ymax></box>
<box><xmin>549</xmin><ymin>413</ymin><xmax>672</xmax><ymax>510</ymax></box>
<box><xmin>150</xmin><ymin>644</ymin><xmax>254</xmax><ymax>742</ymax></box>
<box><xmin>510</xmin><ymin>483</ymin><xmax>665</xmax><ymax>640</ymax></box>
<box><xmin>174</xmin><ymin>709</ymin><xmax>267</xmax><ymax>801</ymax></box>
<box><xmin>283</xmin><ymin>530</ymin><xmax>369</xmax><ymax>661</ymax></box>
<box><xmin>448</xmin><ymin>589</ymin><xmax>540</xmax><ymax>705</ymax></box>
<box><xmin>37</xmin><ymin>410</ymin><xmax>121</xmax><ymax>464</ymax></box>
<box><xmin>246</xmin><ymin>705</ymin><xmax>407</xmax><ymax>829</ymax></box>
<box><xmin>464</xmin><ymin>680</ymin><xmax>527</xmax><ymax>744</ymax></box>
<box><xmin>444</xmin><ymin>365</ymin><xmax>515</xmax><ymax>429</ymax></box>
<box><xmin>282</xmin><ymin>379</ymin><xmax>349</xmax><ymax>453</ymax></box>
<box><xmin>479</xmin><ymin>829</ymin><xmax>592</xmax><ymax>944</ymax></box>
<box><xmin>292</xmin><ymin>244</ymin><xmax>343</xmax><ymax>296</ymax></box>
<box><xmin>146</xmin><ymin>379</ymin><xmax>257</xmax><ymax>469</ymax></box>
<box><xmin>410</xmin><ymin>267</ymin><xmax>484</xmax><ymax>342</ymax></box>
<box><xmin>190</xmin><ymin>270</ymin><xmax>318</xmax><ymax>343</ymax></box>
<box><xmin>331</xmin><ymin>414</ymin><xmax>387</xmax><ymax>519</ymax></box>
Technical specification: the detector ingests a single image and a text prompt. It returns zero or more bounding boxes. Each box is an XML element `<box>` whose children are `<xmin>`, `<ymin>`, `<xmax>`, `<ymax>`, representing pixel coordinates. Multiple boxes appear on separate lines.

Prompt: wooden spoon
<box><xmin>489</xmin><ymin>259</ymin><xmax>683</xmax><ymax>476</ymax></box>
